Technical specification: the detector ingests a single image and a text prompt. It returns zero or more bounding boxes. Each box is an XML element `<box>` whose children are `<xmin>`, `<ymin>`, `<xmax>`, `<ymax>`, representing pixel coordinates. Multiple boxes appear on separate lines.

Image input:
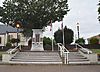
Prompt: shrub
<box><xmin>89</xmin><ymin>37</ymin><xmax>99</xmax><ymax>44</ymax></box>
<box><xmin>6</xmin><ymin>42</ymin><xmax>12</xmax><ymax>48</ymax></box>
<box><xmin>10</xmin><ymin>38</ymin><xmax>20</xmax><ymax>43</ymax></box>
<box><xmin>75</xmin><ymin>38</ymin><xmax>85</xmax><ymax>45</ymax></box>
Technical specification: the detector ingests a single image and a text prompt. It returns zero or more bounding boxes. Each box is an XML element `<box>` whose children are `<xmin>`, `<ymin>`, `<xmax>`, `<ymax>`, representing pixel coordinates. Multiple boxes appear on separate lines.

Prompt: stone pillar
<box><xmin>31</xmin><ymin>29</ymin><xmax>44</xmax><ymax>51</ymax></box>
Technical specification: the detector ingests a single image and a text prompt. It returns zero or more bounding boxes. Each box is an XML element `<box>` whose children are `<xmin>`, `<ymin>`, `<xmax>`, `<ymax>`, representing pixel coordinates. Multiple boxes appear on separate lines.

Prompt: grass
<box><xmin>91</xmin><ymin>49</ymin><xmax>100</xmax><ymax>54</ymax></box>
<box><xmin>0</xmin><ymin>51</ymin><xmax>6</xmax><ymax>60</ymax></box>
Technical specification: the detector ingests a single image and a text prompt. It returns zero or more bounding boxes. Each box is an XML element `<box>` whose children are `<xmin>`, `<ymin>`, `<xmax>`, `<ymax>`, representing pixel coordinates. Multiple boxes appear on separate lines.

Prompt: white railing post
<box><xmin>60</xmin><ymin>46</ymin><xmax>63</xmax><ymax>57</ymax></box>
<box><xmin>76</xmin><ymin>43</ymin><xmax>92</xmax><ymax>54</ymax></box>
<box><xmin>64</xmin><ymin>53</ymin><xmax>67</xmax><ymax>64</ymax></box>
<box><xmin>57</xmin><ymin>43</ymin><xmax>69</xmax><ymax>64</ymax></box>
<box><xmin>75</xmin><ymin>43</ymin><xmax>78</xmax><ymax>50</ymax></box>
<box><xmin>64</xmin><ymin>52</ymin><xmax>69</xmax><ymax>64</ymax></box>
<box><xmin>58</xmin><ymin>45</ymin><xmax>59</xmax><ymax>51</ymax></box>
<box><xmin>19</xmin><ymin>45</ymin><xmax>21</xmax><ymax>51</ymax></box>
<box><xmin>67</xmin><ymin>52</ymin><xmax>69</xmax><ymax>64</ymax></box>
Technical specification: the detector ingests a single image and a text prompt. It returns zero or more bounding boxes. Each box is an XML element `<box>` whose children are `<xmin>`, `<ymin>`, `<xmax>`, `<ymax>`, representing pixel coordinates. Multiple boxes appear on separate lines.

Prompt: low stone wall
<box><xmin>2</xmin><ymin>54</ymin><xmax>15</xmax><ymax>62</ymax></box>
<box><xmin>65</xmin><ymin>44</ymin><xmax>100</xmax><ymax>49</ymax></box>
<box><xmin>79</xmin><ymin>50</ymin><xmax>98</xmax><ymax>63</ymax></box>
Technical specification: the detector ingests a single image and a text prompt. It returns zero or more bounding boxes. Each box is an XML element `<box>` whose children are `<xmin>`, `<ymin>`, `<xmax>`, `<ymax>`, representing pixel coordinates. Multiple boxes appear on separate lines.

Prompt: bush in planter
<box><xmin>75</xmin><ymin>38</ymin><xmax>85</xmax><ymax>45</ymax></box>
<box><xmin>10</xmin><ymin>38</ymin><xmax>20</xmax><ymax>46</ymax></box>
<box><xmin>6</xmin><ymin>42</ymin><xmax>12</xmax><ymax>48</ymax></box>
<box><xmin>10</xmin><ymin>38</ymin><xmax>20</xmax><ymax>43</ymax></box>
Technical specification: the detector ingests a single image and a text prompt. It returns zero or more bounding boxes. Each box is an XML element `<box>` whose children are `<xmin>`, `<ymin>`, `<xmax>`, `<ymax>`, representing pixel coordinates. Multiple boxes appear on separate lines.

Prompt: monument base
<box><xmin>31</xmin><ymin>43</ymin><xmax>44</xmax><ymax>51</ymax></box>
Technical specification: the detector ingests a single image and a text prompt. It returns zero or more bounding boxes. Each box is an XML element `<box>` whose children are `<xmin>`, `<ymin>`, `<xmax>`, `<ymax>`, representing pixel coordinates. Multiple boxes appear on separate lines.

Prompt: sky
<box><xmin>0</xmin><ymin>0</ymin><xmax>100</xmax><ymax>41</ymax></box>
<box><xmin>44</xmin><ymin>0</ymin><xmax>100</xmax><ymax>40</ymax></box>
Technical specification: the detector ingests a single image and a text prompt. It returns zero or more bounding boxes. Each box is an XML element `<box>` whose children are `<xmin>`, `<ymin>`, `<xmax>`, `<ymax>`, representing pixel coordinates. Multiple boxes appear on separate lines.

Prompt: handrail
<box><xmin>57</xmin><ymin>43</ymin><xmax>69</xmax><ymax>64</ymax></box>
<box><xmin>7</xmin><ymin>45</ymin><xmax>21</xmax><ymax>54</ymax></box>
<box><xmin>75</xmin><ymin>43</ymin><xmax>92</xmax><ymax>54</ymax></box>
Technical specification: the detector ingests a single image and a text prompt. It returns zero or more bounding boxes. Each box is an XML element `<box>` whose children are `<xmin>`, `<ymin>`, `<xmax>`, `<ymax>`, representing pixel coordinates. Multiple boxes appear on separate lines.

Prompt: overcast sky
<box><xmin>0</xmin><ymin>0</ymin><xmax>100</xmax><ymax>40</ymax></box>
<box><xmin>44</xmin><ymin>0</ymin><xmax>100</xmax><ymax>40</ymax></box>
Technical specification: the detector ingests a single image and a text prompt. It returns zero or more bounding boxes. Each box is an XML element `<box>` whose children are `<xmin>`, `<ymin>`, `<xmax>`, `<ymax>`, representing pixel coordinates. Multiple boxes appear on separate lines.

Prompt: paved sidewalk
<box><xmin>0</xmin><ymin>64</ymin><xmax>100</xmax><ymax>72</ymax></box>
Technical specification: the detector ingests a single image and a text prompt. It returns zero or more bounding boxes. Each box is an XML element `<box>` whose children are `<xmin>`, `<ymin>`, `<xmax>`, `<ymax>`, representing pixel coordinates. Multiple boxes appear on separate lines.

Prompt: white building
<box><xmin>0</xmin><ymin>25</ymin><xmax>28</xmax><ymax>46</ymax></box>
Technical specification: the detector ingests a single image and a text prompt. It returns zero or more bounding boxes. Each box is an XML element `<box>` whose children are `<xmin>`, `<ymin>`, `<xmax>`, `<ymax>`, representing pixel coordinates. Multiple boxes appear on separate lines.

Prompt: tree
<box><xmin>43</xmin><ymin>37</ymin><xmax>52</xmax><ymax>50</ymax></box>
<box><xmin>0</xmin><ymin>0</ymin><xmax>69</xmax><ymax>29</ymax></box>
<box><xmin>64</xmin><ymin>26</ymin><xmax>74</xmax><ymax>44</ymax></box>
<box><xmin>22</xmin><ymin>28</ymin><xmax>33</xmax><ymax>37</ymax></box>
<box><xmin>75</xmin><ymin>38</ymin><xmax>85</xmax><ymax>45</ymax></box>
<box><xmin>54</xmin><ymin>26</ymin><xmax>74</xmax><ymax>44</ymax></box>
<box><xmin>89</xmin><ymin>37</ymin><xmax>99</xmax><ymax>44</ymax></box>
<box><xmin>43</xmin><ymin>37</ymin><xmax>52</xmax><ymax>46</ymax></box>
<box><xmin>54</xmin><ymin>29</ymin><xmax>63</xmax><ymax>43</ymax></box>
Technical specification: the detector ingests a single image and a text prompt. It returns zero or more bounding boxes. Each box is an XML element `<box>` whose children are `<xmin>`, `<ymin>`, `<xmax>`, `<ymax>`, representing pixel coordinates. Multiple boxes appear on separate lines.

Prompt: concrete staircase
<box><xmin>10</xmin><ymin>51</ymin><xmax>62</xmax><ymax>64</ymax></box>
<box><xmin>68</xmin><ymin>52</ymin><xmax>90</xmax><ymax>64</ymax></box>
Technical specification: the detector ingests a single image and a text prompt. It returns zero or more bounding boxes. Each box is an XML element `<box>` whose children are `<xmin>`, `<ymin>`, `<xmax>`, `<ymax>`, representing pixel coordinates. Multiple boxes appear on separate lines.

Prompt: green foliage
<box><xmin>64</xmin><ymin>26</ymin><xmax>74</xmax><ymax>44</ymax></box>
<box><xmin>22</xmin><ymin>28</ymin><xmax>33</xmax><ymax>37</ymax></box>
<box><xmin>91</xmin><ymin>49</ymin><xmax>100</xmax><ymax>54</ymax></box>
<box><xmin>0</xmin><ymin>0</ymin><xmax>69</xmax><ymax>29</ymax></box>
<box><xmin>43</xmin><ymin>37</ymin><xmax>52</xmax><ymax>46</ymax></box>
<box><xmin>6</xmin><ymin>42</ymin><xmax>12</xmax><ymax>48</ymax></box>
<box><xmin>54</xmin><ymin>26</ymin><xmax>74</xmax><ymax>44</ymax></box>
<box><xmin>54</xmin><ymin>29</ymin><xmax>63</xmax><ymax>43</ymax></box>
<box><xmin>75</xmin><ymin>38</ymin><xmax>85</xmax><ymax>45</ymax></box>
<box><xmin>89</xmin><ymin>37</ymin><xmax>99</xmax><ymax>44</ymax></box>
<box><xmin>10</xmin><ymin>38</ymin><xmax>20</xmax><ymax>44</ymax></box>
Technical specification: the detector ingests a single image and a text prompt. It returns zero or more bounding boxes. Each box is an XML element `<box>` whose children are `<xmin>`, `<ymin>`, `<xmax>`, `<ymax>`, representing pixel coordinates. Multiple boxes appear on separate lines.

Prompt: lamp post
<box><xmin>16</xmin><ymin>23</ymin><xmax>20</xmax><ymax>46</ymax></box>
<box><xmin>76</xmin><ymin>22</ymin><xmax>80</xmax><ymax>39</ymax></box>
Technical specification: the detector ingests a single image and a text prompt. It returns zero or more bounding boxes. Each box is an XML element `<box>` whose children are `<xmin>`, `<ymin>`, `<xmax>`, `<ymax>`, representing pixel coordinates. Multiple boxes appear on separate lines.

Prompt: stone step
<box><xmin>9</xmin><ymin>61</ymin><xmax>62</xmax><ymax>64</ymax></box>
<box><xmin>15</xmin><ymin>54</ymin><xmax>60</xmax><ymax>57</ymax></box>
<box><xmin>10</xmin><ymin>51</ymin><xmax>62</xmax><ymax>64</ymax></box>
<box><xmin>12</xmin><ymin>56</ymin><xmax>61</xmax><ymax>60</ymax></box>
<box><xmin>68</xmin><ymin>52</ymin><xmax>90</xmax><ymax>64</ymax></box>
<box><xmin>69</xmin><ymin>61</ymin><xmax>90</xmax><ymax>64</ymax></box>
<box><xmin>15</xmin><ymin>52</ymin><xmax>59</xmax><ymax>56</ymax></box>
<box><xmin>11</xmin><ymin>58</ymin><xmax>62</xmax><ymax>62</ymax></box>
<box><xmin>68</xmin><ymin>56</ymin><xmax>87</xmax><ymax>59</ymax></box>
<box><xmin>68</xmin><ymin>58</ymin><xmax>89</xmax><ymax>61</ymax></box>
<box><xmin>13</xmin><ymin>56</ymin><xmax>60</xmax><ymax>59</ymax></box>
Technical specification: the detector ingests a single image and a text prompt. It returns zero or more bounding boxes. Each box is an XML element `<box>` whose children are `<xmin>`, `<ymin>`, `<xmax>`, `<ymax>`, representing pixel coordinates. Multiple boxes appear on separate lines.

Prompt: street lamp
<box><xmin>76</xmin><ymin>22</ymin><xmax>80</xmax><ymax>39</ymax></box>
<box><xmin>16</xmin><ymin>23</ymin><xmax>20</xmax><ymax>46</ymax></box>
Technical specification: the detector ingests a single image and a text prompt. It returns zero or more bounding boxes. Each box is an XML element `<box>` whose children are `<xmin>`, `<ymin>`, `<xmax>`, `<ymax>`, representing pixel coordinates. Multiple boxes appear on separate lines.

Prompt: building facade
<box><xmin>0</xmin><ymin>25</ymin><xmax>28</xmax><ymax>46</ymax></box>
<box><xmin>87</xmin><ymin>34</ymin><xmax>100</xmax><ymax>44</ymax></box>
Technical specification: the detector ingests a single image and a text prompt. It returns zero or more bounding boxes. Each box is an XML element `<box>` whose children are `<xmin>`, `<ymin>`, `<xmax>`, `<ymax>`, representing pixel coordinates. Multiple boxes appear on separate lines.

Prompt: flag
<box><xmin>50</xmin><ymin>20</ymin><xmax>52</xmax><ymax>31</ymax></box>
<box><xmin>61</xmin><ymin>21</ymin><xmax>63</xmax><ymax>30</ymax></box>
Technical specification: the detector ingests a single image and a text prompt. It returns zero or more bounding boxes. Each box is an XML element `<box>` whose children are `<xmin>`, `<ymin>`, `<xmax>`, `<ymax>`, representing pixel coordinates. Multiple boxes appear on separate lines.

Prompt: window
<box><xmin>35</xmin><ymin>34</ymin><xmax>40</xmax><ymax>42</ymax></box>
<box><xmin>0</xmin><ymin>37</ymin><xmax>1</xmax><ymax>44</ymax></box>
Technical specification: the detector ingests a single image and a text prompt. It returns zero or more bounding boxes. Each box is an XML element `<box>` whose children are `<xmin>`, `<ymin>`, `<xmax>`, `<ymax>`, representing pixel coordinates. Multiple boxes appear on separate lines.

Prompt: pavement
<box><xmin>0</xmin><ymin>64</ymin><xmax>100</xmax><ymax>72</ymax></box>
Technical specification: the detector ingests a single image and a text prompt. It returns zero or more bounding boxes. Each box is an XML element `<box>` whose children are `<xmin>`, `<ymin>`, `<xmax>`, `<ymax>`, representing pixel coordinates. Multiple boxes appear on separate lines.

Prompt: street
<box><xmin>0</xmin><ymin>64</ymin><xmax>100</xmax><ymax>72</ymax></box>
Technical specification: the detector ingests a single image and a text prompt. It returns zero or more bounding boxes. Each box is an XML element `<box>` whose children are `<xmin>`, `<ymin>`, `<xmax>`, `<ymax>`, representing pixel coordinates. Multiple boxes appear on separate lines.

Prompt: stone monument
<box><xmin>31</xmin><ymin>29</ymin><xmax>44</xmax><ymax>51</ymax></box>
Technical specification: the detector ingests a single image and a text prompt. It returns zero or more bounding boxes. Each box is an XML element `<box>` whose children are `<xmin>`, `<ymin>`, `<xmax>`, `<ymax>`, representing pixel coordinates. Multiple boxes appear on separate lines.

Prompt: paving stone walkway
<box><xmin>0</xmin><ymin>65</ymin><xmax>100</xmax><ymax>72</ymax></box>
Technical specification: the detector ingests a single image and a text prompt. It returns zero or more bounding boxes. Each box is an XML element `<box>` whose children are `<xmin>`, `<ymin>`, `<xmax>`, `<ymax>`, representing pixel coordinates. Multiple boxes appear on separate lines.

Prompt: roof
<box><xmin>0</xmin><ymin>25</ymin><xmax>22</xmax><ymax>34</ymax></box>
<box><xmin>87</xmin><ymin>34</ymin><xmax>100</xmax><ymax>39</ymax></box>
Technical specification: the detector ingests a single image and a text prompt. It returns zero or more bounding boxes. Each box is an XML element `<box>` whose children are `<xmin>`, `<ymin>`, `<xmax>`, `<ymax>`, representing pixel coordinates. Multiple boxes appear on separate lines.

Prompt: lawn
<box><xmin>91</xmin><ymin>49</ymin><xmax>100</xmax><ymax>54</ymax></box>
<box><xmin>0</xmin><ymin>51</ymin><xmax>6</xmax><ymax>60</ymax></box>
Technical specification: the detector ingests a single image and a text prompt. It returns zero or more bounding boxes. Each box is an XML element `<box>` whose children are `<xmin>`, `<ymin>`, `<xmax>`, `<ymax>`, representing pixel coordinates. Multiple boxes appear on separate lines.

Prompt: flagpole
<box><xmin>62</xmin><ymin>20</ymin><xmax>65</xmax><ymax>46</ymax></box>
<box><xmin>51</xmin><ymin>27</ymin><xmax>54</xmax><ymax>51</ymax></box>
<box><xmin>50</xmin><ymin>20</ymin><xmax>54</xmax><ymax>51</ymax></box>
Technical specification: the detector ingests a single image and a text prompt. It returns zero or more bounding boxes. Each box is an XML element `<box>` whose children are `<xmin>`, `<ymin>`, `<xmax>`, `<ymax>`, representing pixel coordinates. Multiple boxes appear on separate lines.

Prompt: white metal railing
<box><xmin>7</xmin><ymin>45</ymin><xmax>21</xmax><ymax>54</ymax></box>
<box><xmin>75</xmin><ymin>43</ymin><xmax>92</xmax><ymax>54</ymax></box>
<box><xmin>57</xmin><ymin>43</ymin><xmax>70</xmax><ymax>64</ymax></box>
